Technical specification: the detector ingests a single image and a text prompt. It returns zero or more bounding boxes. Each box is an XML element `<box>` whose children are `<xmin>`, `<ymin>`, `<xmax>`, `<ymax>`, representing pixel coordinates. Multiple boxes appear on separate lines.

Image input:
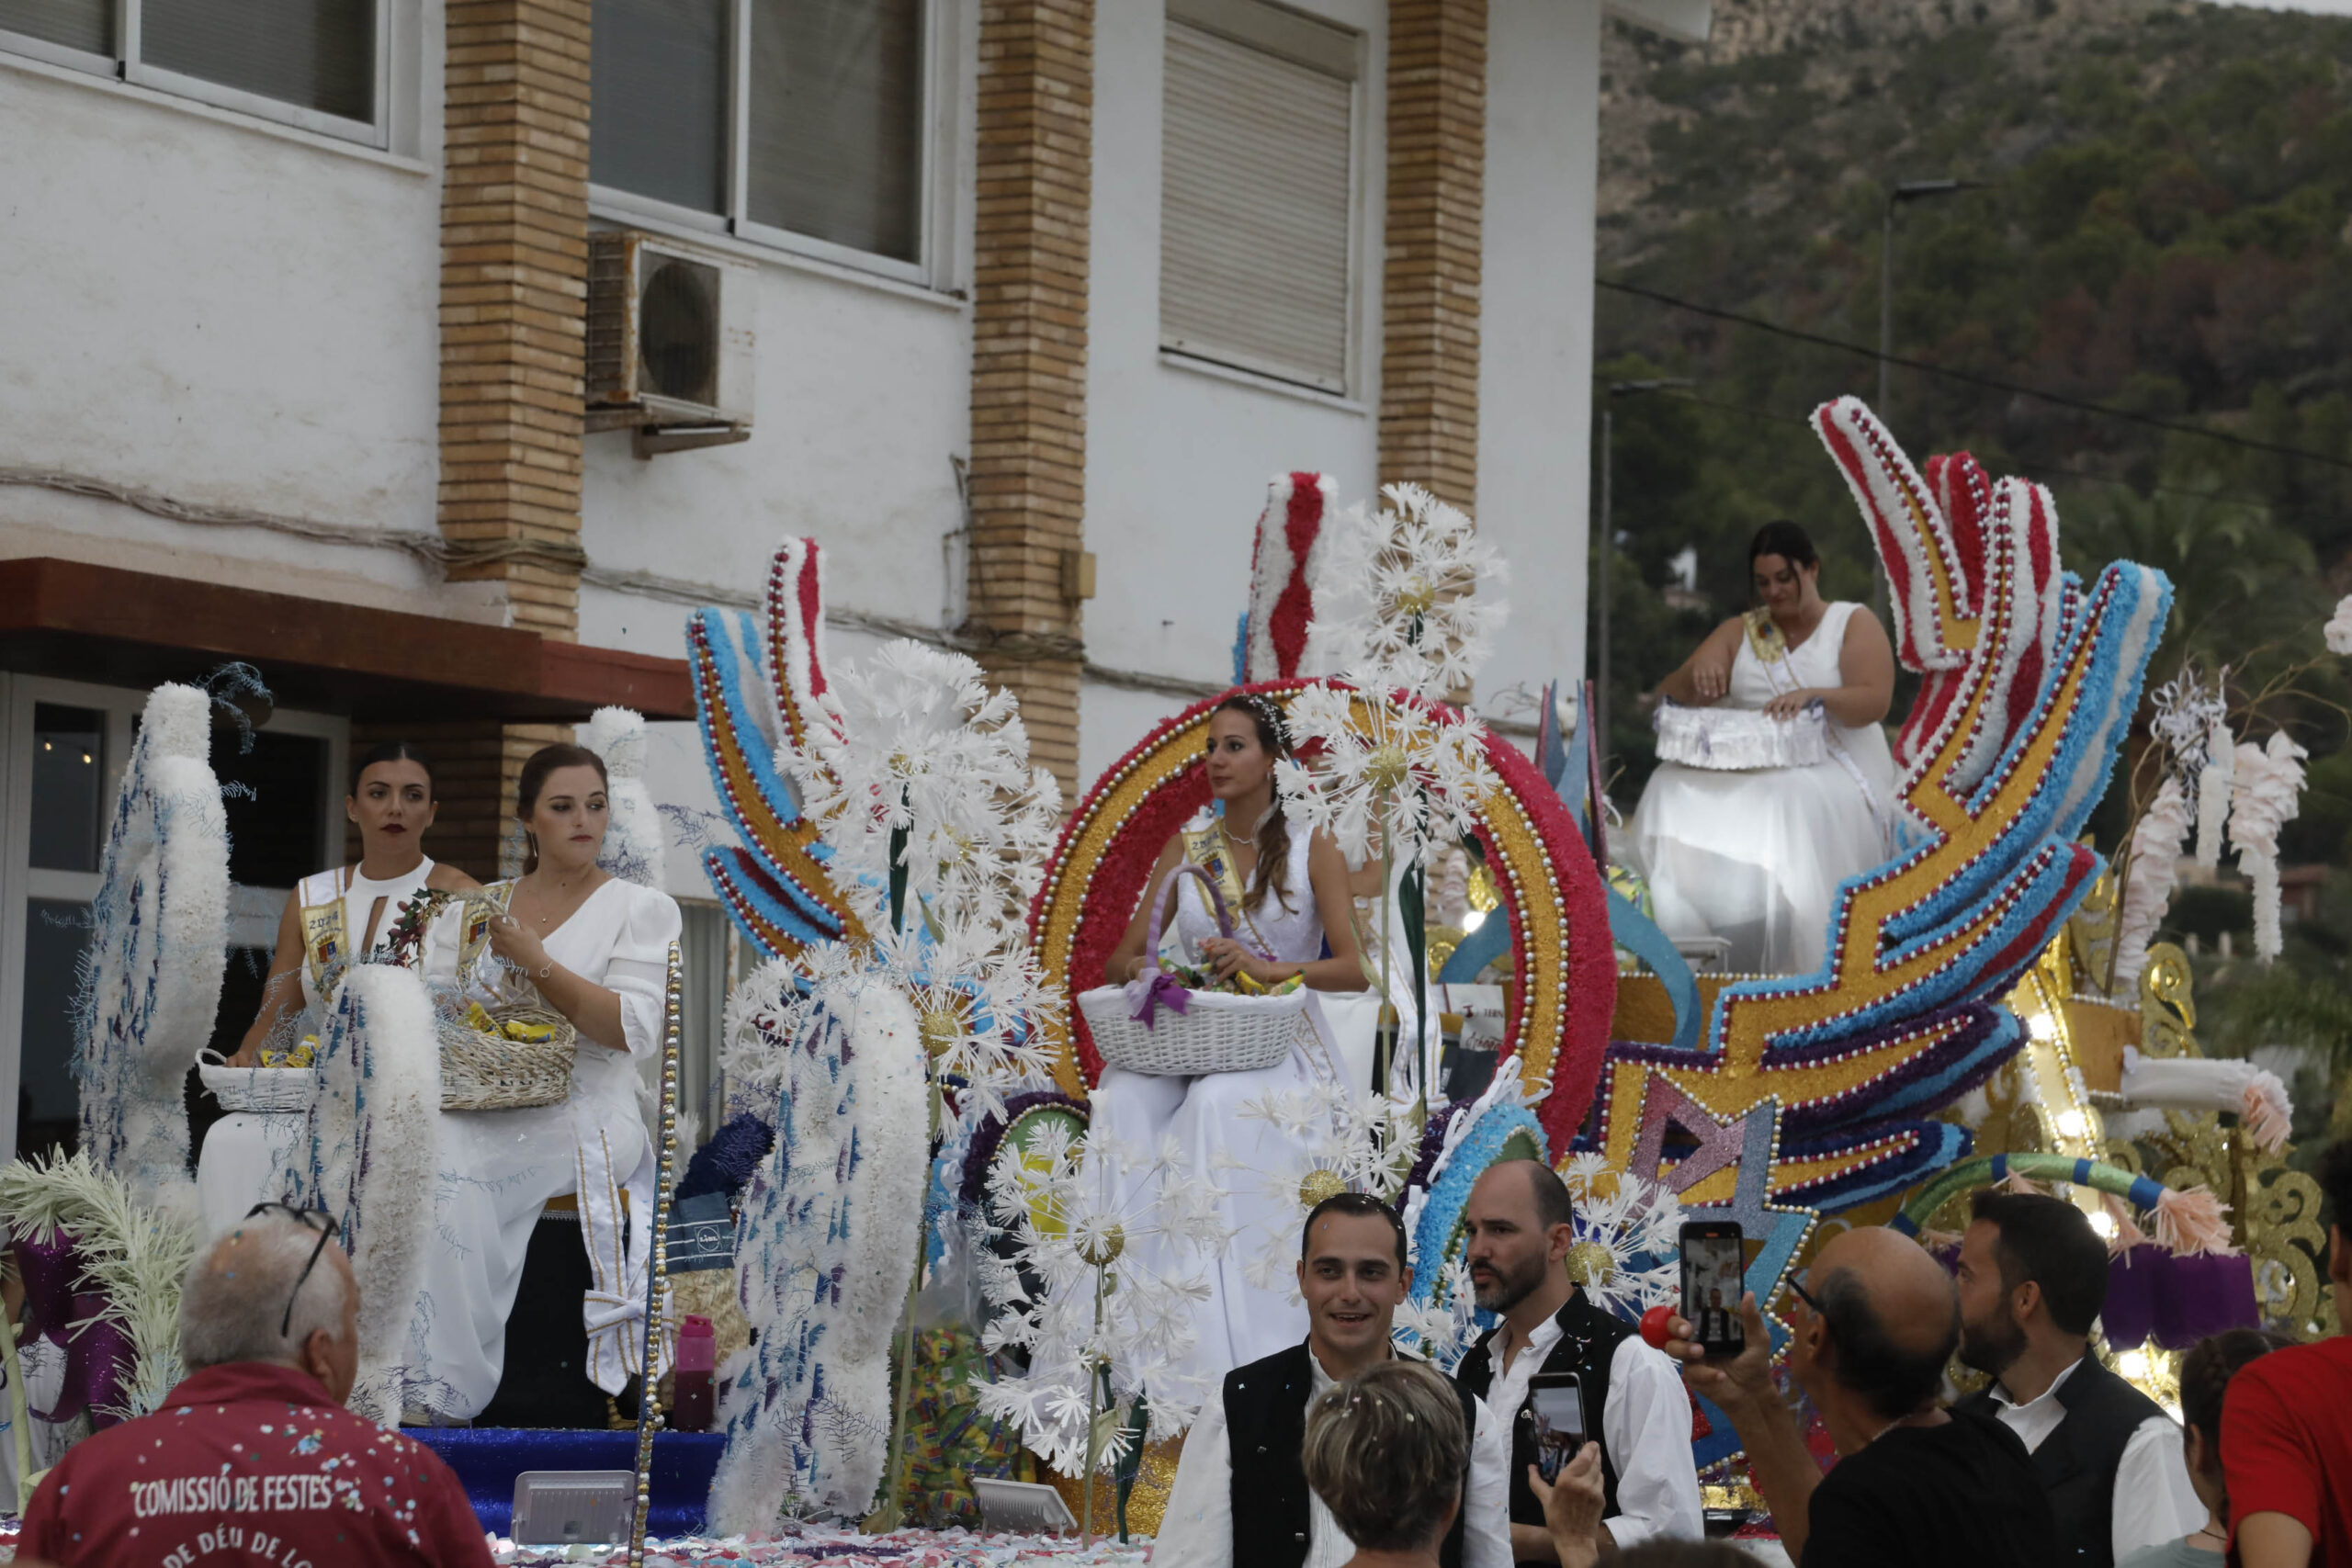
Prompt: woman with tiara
<box><xmin>1092</xmin><ymin>692</ymin><xmax>1374</xmax><ymax>1380</ymax></box>
<box><xmin>401</xmin><ymin>741</ymin><xmax>682</xmax><ymax>1422</ymax></box>
<box><xmin>201</xmin><ymin>743</ymin><xmax>479</xmax><ymax>1232</ymax></box>
<box><xmin>1627</xmin><ymin>520</ymin><xmax>1898</xmax><ymax>976</ymax></box>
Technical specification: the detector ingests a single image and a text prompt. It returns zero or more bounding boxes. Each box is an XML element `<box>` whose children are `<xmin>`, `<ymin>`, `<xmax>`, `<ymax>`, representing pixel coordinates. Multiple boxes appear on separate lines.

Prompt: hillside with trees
<box><xmin>1590</xmin><ymin>0</ymin><xmax>2352</xmax><ymax>1136</ymax></box>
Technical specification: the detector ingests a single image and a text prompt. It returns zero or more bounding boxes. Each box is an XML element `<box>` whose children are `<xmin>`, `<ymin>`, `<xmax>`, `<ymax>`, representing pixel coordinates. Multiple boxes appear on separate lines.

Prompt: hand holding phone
<box><xmin>1679</xmin><ymin>1220</ymin><xmax>1746</xmax><ymax>1359</ymax></box>
<box><xmin>1524</xmin><ymin>1371</ymin><xmax>1588</xmax><ymax>1483</ymax></box>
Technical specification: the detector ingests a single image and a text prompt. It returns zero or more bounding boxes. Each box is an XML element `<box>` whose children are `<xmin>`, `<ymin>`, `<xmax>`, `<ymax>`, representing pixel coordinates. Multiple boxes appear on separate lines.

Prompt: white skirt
<box><xmin>1628</xmin><ymin>741</ymin><xmax>1896</xmax><ymax>976</ymax></box>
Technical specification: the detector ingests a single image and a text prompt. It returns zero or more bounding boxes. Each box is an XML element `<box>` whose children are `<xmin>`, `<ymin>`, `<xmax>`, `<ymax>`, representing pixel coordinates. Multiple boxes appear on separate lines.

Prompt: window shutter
<box><xmin>142</xmin><ymin>0</ymin><xmax>375</xmax><ymax>121</ymax></box>
<box><xmin>0</xmin><ymin>0</ymin><xmax>111</xmax><ymax>57</ymax></box>
<box><xmin>590</xmin><ymin>0</ymin><xmax>731</xmax><ymax>215</ymax></box>
<box><xmin>1159</xmin><ymin>8</ymin><xmax>1356</xmax><ymax>394</ymax></box>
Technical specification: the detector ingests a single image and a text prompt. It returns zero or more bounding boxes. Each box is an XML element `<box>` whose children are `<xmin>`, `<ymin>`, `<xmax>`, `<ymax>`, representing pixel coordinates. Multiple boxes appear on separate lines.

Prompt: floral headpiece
<box><xmin>1228</xmin><ymin>692</ymin><xmax>1292</xmax><ymax>754</ymax></box>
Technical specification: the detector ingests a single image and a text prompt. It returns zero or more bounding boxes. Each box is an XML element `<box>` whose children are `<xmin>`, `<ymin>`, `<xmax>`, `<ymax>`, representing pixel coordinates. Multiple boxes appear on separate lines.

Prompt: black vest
<box><xmin>1225</xmin><ymin>1342</ymin><xmax>1477</xmax><ymax>1568</ymax></box>
<box><xmin>1956</xmin><ymin>1349</ymin><xmax>2166</xmax><ymax>1566</ymax></box>
<box><xmin>1452</xmin><ymin>1292</ymin><xmax>1635</xmax><ymax>1531</ymax></box>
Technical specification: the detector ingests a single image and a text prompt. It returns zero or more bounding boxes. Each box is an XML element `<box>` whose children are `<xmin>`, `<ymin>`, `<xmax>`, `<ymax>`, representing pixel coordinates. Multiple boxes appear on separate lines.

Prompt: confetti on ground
<box><xmin>489</xmin><ymin>1521</ymin><xmax>1154</xmax><ymax>1568</ymax></box>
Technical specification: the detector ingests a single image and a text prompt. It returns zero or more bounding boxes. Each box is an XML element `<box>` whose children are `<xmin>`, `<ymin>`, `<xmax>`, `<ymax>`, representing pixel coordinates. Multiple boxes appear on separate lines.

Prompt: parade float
<box><xmin>16</xmin><ymin>395</ymin><xmax>2342</xmax><ymax>1567</ymax></box>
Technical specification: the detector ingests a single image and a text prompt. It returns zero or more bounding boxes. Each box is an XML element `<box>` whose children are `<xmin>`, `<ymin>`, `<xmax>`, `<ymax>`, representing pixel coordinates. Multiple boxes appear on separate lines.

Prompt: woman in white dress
<box><xmin>402</xmin><ymin>742</ymin><xmax>682</xmax><ymax>1420</ymax></box>
<box><xmin>201</xmin><ymin>744</ymin><xmax>479</xmax><ymax>1233</ymax></box>
<box><xmin>1093</xmin><ymin>694</ymin><xmax>1372</xmax><ymax>1379</ymax></box>
<box><xmin>1628</xmin><ymin>522</ymin><xmax>1898</xmax><ymax>976</ymax></box>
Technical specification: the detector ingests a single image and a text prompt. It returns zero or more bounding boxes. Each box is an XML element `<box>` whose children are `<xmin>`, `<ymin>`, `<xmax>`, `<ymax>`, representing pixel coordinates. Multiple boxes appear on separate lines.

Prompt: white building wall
<box><xmin>0</xmin><ymin>28</ymin><xmax>451</xmax><ymax>614</ymax></box>
<box><xmin>1077</xmin><ymin>0</ymin><xmax>1389</xmax><ymax>793</ymax></box>
<box><xmin>1477</xmin><ymin>0</ymin><xmax>1601</xmax><ymax>718</ymax></box>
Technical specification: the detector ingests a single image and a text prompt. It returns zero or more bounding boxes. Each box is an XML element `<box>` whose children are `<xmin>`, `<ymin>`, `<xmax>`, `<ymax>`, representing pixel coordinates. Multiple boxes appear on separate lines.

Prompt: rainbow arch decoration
<box><xmin>1024</xmin><ymin>681</ymin><xmax>1619</xmax><ymax>1144</ymax></box>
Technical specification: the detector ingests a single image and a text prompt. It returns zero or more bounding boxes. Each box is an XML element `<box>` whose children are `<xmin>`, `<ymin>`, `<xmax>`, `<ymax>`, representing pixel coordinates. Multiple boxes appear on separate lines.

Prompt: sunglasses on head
<box><xmin>243</xmin><ymin>1203</ymin><xmax>342</xmax><ymax>1338</ymax></box>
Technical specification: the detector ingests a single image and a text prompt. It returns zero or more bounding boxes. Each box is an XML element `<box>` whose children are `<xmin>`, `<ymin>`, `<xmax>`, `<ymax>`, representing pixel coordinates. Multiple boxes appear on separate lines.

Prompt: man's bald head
<box><xmin>1804</xmin><ymin>1227</ymin><xmax>1960</xmax><ymax>1422</ymax></box>
<box><xmin>1468</xmin><ymin>1158</ymin><xmax>1575</xmax><ymax>1231</ymax></box>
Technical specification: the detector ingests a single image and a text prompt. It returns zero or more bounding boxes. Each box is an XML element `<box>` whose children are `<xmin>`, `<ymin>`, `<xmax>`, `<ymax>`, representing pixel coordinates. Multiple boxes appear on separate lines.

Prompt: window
<box><xmin>0</xmin><ymin>0</ymin><xmax>387</xmax><ymax>145</ymax></box>
<box><xmin>591</xmin><ymin>0</ymin><xmax>930</xmax><ymax>270</ymax></box>
<box><xmin>1159</xmin><ymin>0</ymin><xmax>1359</xmax><ymax>395</ymax></box>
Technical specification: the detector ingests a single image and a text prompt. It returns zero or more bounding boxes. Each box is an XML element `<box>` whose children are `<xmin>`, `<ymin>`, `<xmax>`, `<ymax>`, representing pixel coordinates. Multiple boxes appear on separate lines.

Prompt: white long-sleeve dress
<box><xmin>401</xmin><ymin>876</ymin><xmax>681</xmax><ymax>1419</ymax></box>
<box><xmin>1086</xmin><ymin>823</ymin><xmax>1356</xmax><ymax>1384</ymax></box>
<box><xmin>1627</xmin><ymin>601</ymin><xmax>1898</xmax><ymax>976</ymax></box>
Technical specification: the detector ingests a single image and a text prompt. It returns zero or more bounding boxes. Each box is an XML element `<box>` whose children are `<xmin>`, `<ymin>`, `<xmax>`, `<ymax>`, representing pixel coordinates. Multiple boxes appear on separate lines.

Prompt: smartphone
<box><xmin>1524</xmin><ymin>1371</ymin><xmax>1587</xmax><ymax>1483</ymax></box>
<box><xmin>1679</xmin><ymin>1220</ymin><xmax>1746</xmax><ymax>1359</ymax></box>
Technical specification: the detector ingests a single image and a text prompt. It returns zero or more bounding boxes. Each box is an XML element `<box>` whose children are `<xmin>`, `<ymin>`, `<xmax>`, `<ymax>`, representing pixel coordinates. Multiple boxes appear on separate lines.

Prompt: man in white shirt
<box><xmin>1953</xmin><ymin>1190</ymin><xmax>2203</xmax><ymax>1565</ymax></box>
<box><xmin>1453</xmin><ymin>1159</ymin><xmax>1704</xmax><ymax>1560</ymax></box>
<box><xmin>1157</xmin><ymin>1193</ymin><xmax>1522</xmax><ymax>1568</ymax></box>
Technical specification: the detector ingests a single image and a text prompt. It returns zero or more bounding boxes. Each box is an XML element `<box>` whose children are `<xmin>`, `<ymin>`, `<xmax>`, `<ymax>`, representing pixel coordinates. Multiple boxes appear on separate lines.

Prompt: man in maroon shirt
<box><xmin>22</xmin><ymin>1207</ymin><xmax>492</xmax><ymax>1568</ymax></box>
<box><xmin>2222</xmin><ymin>1137</ymin><xmax>2352</xmax><ymax>1568</ymax></box>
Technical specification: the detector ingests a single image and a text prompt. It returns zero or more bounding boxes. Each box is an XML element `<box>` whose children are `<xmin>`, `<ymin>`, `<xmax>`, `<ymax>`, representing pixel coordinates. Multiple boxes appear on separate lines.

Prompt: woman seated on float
<box><xmin>202</xmin><ymin>744</ymin><xmax>479</xmax><ymax>1233</ymax></box>
<box><xmin>1093</xmin><ymin>693</ymin><xmax>1372</xmax><ymax>1378</ymax></box>
<box><xmin>402</xmin><ymin>742</ymin><xmax>682</xmax><ymax>1422</ymax></box>
<box><xmin>1627</xmin><ymin>521</ymin><xmax>1897</xmax><ymax>976</ymax></box>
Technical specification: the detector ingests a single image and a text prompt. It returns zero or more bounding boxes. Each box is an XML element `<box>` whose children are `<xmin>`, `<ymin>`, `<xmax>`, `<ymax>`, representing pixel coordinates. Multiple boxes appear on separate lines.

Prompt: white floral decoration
<box><xmin>1227</xmin><ymin>1082</ymin><xmax>1421</xmax><ymax>1299</ymax></box>
<box><xmin>2326</xmin><ymin>593</ymin><xmax>2352</xmax><ymax>656</ymax></box>
<box><xmin>1392</xmin><ymin>1257</ymin><xmax>1484</xmax><ymax>1372</ymax></box>
<box><xmin>971</xmin><ymin>1122</ymin><xmax>1231</xmax><ymax>1471</ymax></box>
<box><xmin>1554</xmin><ymin>1152</ymin><xmax>1685</xmax><ymax>1320</ymax></box>
<box><xmin>2113</xmin><ymin>773</ymin><xmax>2190</xmax><ymax>990</ymax></box>
<box><xmin>2195</xmin><ymin>719</ymin><xmax>2235</xmax><ymax>871</ymax></box>
<box><xmin>1274</xmin><ymin>682</ymin><xmax>1498</xmax><ymax>869</ymax></box>
<box><xmin>787</xmin><ymin>640</ymin><xmax>1061</xmax><ymax>931</ymax></box>
<box><xmin>1303</xmin><ymin>482</ymin><xmax>1510</xmax><ymax>698</ymax></box>
<box><xmin>2228</xmin><ymin>731</ymin><xmax>2310</xmax><ymax>963</ymax></box>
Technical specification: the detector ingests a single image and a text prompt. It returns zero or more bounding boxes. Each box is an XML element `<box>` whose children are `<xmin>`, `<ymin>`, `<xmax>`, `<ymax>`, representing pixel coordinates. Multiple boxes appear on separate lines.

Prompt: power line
<box><xmin>1619</xmin><ymin>386</ymin><xmax>2289</xmax><ymax>516</ymax></box>
<box><xmin>1598</xmin><ymin>276</ymin><xmax>2352</xmax><ymax>475</ymax></box>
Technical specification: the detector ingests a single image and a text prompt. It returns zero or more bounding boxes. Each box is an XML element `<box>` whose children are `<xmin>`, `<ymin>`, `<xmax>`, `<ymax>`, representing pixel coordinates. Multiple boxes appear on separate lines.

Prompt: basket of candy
<box><xmin>1076</xmin><ymin>863</ymin><xmax>1308</xmax><ymax>1077</ymax></box>
<box><xmin>437</xmin><ymin>999</ymin><xmax>574</xmax><ymax>1111</ymax></box>
<box><xmin>198</xmin><ymin>1042</ymin><xmax>324</xmax><ymax>1115</ymax></box>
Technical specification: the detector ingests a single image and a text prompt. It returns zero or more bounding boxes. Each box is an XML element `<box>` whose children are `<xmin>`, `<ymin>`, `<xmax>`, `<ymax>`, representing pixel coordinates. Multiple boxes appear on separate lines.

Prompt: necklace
<box><xmin>1861</xmin><ymin>1410</ymin><xmax>1936</xmax><ymax>1447</ymax></box>
<box><xmin>2192</xmin><ymin>1524</ymin><xmax>2227</xmax><ymax>1543</ymax></box>
<box><xmin>524</xmin><ymin>868</ymin><xmax>592</xmax><ymax>928</ymax></box>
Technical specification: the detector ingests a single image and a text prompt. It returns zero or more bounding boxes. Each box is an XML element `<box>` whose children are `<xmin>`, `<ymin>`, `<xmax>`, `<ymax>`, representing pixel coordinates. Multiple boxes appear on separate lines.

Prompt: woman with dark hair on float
<box><xmin>1627</xmin><ymin>521</ymin><xmax>1898</xmax><ymax>976</ymax></box>
<box><xmin>200</xmin><ymin>744</ymin><xmax>481</xmax><ymax>1235</ymax></box>
<box><xmin>402</xmin><ymin>742</ymin><xmax>683</xmax><ymax>1422</ymax></box>
<box><xmin>1093</xmin><ymin>693</ymin><xmax>1374</xmax><ymax>1380</ymax></box>
<box><xmin>228</xmin><ymin>741</ymin><xmax>480</xmax><ymax>1066</ymax></box>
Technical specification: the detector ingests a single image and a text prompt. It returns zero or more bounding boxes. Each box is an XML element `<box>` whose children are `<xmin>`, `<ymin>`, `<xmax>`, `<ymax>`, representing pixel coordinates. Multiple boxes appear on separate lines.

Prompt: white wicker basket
<box><xmin>1654</xmin><ymin>700</ymin><xmax>1829</xmax><ymax>771</ymax></box>
<box><xmin>1080</xmin><ymin>863</ymin><xmax>1307</xmax><ymax>1077</ymax></box>
<box><xmin>198</xmin><ymin>1052</ymin><xmax>322</xmax><ymax>1116</ymax></box>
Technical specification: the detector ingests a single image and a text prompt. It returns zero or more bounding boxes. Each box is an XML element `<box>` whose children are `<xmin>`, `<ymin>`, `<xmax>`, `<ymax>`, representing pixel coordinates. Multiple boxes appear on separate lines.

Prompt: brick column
<box><xmin>440</xmin><ymin>0</ymin><xmax>591</xmax><ymax>639</ymax></box>
<box><xmin>965</xmin><ymin>0</ymin><xmax>1093</xmax><ymax>802</ymax></box>
<box><xmin>435</xmin><ymin>0</ymin><xmax>591</xmax><ymax>862</ymax></box>
<box><xmin>1379</xmin><ymin>0</ymin><xmax>1485</xmax><ymax>512</ymax></box>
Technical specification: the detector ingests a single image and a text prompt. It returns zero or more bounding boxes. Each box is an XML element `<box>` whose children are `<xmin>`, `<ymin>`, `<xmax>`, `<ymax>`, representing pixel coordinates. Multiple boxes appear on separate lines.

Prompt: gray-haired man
<box><xmin>22</xmin><ymin>1205</ymin><xmax>492</xmax><ymax>1567</ymax></box>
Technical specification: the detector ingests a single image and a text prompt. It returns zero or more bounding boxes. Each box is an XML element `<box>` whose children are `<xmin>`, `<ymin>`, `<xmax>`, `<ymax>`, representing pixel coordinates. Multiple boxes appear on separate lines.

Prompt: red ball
<box><xmin>1639</xmin><ymin>1303</ymin><xmax>1675</xmax><ymax>1349</ymax></box>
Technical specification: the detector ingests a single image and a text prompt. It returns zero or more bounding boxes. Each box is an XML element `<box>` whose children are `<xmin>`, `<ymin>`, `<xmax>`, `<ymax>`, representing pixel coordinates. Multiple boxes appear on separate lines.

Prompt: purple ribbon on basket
<box><xmin>12</xmin><ymin>1230</ymin><xmax>137</xmax><ymax>1427</ymax></box>
<box><xmin>1125</xmin><ymin>966</ymin><xmax>1193</xmax><ymax>1031</ymax></box>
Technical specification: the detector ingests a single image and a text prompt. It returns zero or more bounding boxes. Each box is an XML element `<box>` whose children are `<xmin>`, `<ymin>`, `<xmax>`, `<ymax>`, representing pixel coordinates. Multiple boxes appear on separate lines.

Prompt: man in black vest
<box><xmin>1954</xmin><ymin>1190</ymin><xmax>2201</xmax><ymax>1564</ymax></box>
<box><xmin>1156</xmin><ymin>1193</ymin><xmax>1524</xmax><ymax>1568</ymax></box>
<box><xmin>1452</xmin><ymin>1159</ymin><xmax>1702</xmax><ymax>1560</ymax></box>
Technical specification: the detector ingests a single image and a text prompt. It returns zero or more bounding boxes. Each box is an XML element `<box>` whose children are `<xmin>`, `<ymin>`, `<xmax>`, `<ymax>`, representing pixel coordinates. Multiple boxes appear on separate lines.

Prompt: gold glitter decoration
<box><xmin>1046</xmin><ymin>1434</ymin><xmax>1184</xmax><ymax>1539</ymax></box>
<box><xmin>1390</xmin><ymin>578</ymin><xmax>1438</xmax><ymax>617</ymax></box>
<box><xmin>1466</xmin><ymin>861</ymin><xmax>1499</xmax><ymax>914</ymax></box>
<box><xmin>1565</xmin><ymin>1240</ymin><xmax>1614</xmax><ymax>1289</ymax></box>
<box><xmin>1298</xmin><ymin>1168</ymin><xmax>1348</xmax><ymax>1210</ymax></box>
<box><xmin>1363</xmin><ymin>743</ymin><xmax>1410</xmax><ymax>792</ymax></box>
<box><xmin>919</xmin><ymin>1005</ymin><xmax>965</xmax><ymax>1059</ymax></box>
<box><xmin>1077</xmin><ymin>1224</ymin><xmax>1126</xmax><ymax>1269</ymax></box>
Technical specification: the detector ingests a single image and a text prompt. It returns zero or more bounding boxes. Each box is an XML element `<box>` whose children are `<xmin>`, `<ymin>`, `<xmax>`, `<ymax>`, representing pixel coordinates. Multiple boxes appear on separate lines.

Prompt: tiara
<box><xmin>1235</xmin><ymin>692</ymin><xmax>1291</xmax><ymax>750</ymax></box>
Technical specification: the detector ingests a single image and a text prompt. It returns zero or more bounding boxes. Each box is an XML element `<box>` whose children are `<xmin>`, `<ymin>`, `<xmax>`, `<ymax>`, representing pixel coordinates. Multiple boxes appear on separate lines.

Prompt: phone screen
<box><xmin>1680</xmin><ymin>1230</ymin><xmax>1747</xmax><ymax>1356</ymax></box>
<box><xmin>1528</xmin><ymin>1380</ymin><xmax>1586</xmax><ymax>1483</ymax></box>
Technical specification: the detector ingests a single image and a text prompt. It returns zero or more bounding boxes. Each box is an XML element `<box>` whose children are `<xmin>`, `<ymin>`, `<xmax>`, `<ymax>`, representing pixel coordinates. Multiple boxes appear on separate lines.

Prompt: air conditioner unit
<box><xmin>586</xmin><ymin>230</ymin><xmax>757</xmax><ymax>454</ymax></box>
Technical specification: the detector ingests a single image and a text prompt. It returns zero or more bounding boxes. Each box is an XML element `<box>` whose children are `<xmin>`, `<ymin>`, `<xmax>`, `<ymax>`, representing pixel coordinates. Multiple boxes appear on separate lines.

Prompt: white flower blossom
<box><xmin>1304</xmin><ymin>483</ymin><xmax>1510</xmax><ymax>698</ymax></box>
<box><xmin>1275</xmin><ymin>683</ymin><xmax>1497</xmax><ymax>868</ymax></box>
<box><xmin>2229</xmin><ymin>731</ymin><xmax>2310</xmax><ymax>963</ymax></box>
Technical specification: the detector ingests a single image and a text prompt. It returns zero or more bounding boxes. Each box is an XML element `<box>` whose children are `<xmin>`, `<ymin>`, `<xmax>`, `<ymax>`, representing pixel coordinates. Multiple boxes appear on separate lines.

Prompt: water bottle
<box><xmin>673</xmin><ymin>1313</ymin><xmax>716</xmax><ymax>1431</ymax></box>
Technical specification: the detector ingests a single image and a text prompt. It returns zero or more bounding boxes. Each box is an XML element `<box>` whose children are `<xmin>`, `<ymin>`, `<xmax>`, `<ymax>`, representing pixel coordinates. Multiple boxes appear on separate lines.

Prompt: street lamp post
<box><xmin>1877</xmin><ymin>178</ymin><xmax>1981</xmax><ymax>426</ymax></box>
<box><xmin>1875</xmin><ymin>178</ymin><xmax>1979</xmax><ymax>616</ymax></box>
<box><xmin>1597</xmin><ymin>377</ymin><xmax>1694</xmax><ymax>773</ymax></box>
